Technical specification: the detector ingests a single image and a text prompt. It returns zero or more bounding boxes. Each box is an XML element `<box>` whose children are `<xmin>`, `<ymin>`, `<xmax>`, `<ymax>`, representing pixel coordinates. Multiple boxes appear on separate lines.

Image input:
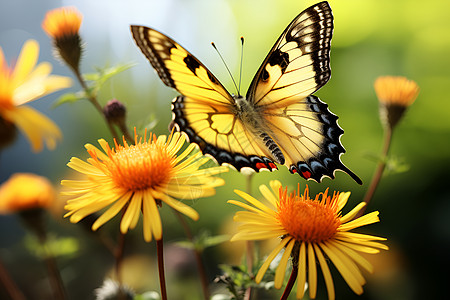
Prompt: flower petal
<box><xmin>307</xmin><ymin>242</ymin><xmax>318</xmax><ymax>299</ymax></box>
<box><xmin>314</xmin><ymin>243</ymin><xmax>335</xmax><ymax>300</ymax></box>
<box><xmin>255</xmin><ymin>236</ymin><xmax>292</xmax><ymax>283</ymax></box>
<box><xmin>296</xmin><ymin>242</ymin><xmax>307</xmax><ymax>299</ymax></box>
<box><xmin>274</xmin><ymin>238</ymin><xmax>295</xmax><ymax>289</ymax></box>
<box><xmin>91</xmin><ymin>191</ymin><xmax>131</xmax><ymax>231</ymax></box>
<box><xmin>11</xmin><ymin>40</ymin><xmax>39</xmax><ymax>88</ymax></box>
<box><xmin>3</xmin><ymin>105</ymin><xmax>61</xmax><ymax>151</ymax></box>
<box><xmin>120</xmin><ymin>191</ymin><xmax>142</xmax><ymax>234</ymax></box>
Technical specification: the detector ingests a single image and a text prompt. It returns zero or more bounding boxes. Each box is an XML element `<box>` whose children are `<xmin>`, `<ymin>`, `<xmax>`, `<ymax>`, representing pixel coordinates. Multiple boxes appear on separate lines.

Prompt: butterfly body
<box><xmin>131</xmin><ymin>1</ymin><xmax>362</xmax><ymax>184</ymax></box>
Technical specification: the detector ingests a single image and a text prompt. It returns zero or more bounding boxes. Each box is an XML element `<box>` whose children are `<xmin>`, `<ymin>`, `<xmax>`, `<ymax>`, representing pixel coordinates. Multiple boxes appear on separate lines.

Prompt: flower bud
<box><xmin>374</xmin><ymin>76</ymin><xmax>419</xmax><ymax>129</ymax></box>
<box><xmin>42</xmin><ymin>6</ymin><xmax>83</xmax><ymax>72</ymax></box>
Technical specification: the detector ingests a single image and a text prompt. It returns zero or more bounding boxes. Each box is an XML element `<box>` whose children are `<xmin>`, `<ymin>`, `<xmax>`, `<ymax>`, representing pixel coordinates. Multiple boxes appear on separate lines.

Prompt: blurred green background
<box><xmin>1</xmin><ymin>0</ymin><xmax>449</xmax><ymax>299</ymax></box>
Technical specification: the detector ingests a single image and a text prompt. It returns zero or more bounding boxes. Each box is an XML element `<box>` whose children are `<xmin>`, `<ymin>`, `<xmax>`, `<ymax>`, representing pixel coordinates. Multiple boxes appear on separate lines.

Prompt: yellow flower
<box><xmin>62</xmin><ymin>130</ymin><xmax>228</xmax><ymax>242</ymax></box>
<box><xmin>0</xmin><ymin>173</ymin><xmax>55</xmax><ymax>214</ymax></box>
<box><xmin>0</xmin><ymin>40</ymin><xmax>72</xmax><ymax>151</ymax></box>
<box><xmin>229</xmin><ymin>181</ymin><xmax>388</xmax><ymax>300</ymax></box>
<box><xmin>42</xmin><ymin>6</ymin><xmax>82</xmax><ymax>39</ymax></box>
<box><xmin>374</xmin><ymin>76</ymin><xmax>419</xmax><ymax>129</ymax></box>
<box><xmin>42</xmin><ymin>6</ymin><xmax>83</xmax><ymax>72</ymax></box>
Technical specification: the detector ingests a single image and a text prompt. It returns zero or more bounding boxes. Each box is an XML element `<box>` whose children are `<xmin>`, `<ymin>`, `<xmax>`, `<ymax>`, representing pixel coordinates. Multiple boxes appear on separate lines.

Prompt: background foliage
<box><xmin>0</xmin><ymin>0</ymin><xmax>449</xmax><ymax>299</ymax></box>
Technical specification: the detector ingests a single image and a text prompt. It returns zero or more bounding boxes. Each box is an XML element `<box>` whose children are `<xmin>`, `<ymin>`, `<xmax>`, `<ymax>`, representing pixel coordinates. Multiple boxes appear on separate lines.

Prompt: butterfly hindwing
<box><xmin>262</xmin><ymin>95</ymin><xmax>361</xmax><ymax>183</ymax></box>
<box><xmin>172</xmin><ymin>96</ymin><xmax>278</xmax><ymax>172</ymax></box>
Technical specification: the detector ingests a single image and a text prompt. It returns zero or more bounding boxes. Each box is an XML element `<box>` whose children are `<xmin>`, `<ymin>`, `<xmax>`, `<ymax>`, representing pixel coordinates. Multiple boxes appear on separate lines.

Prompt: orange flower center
<box><xmin>276</xmin><ymin>187</ymin><xmax>341</xmax><ymax>243</ymax></box>
<box><xmin>102</xmin><ymin>140</ymin><xmax>174</xmax><ymax>192</ymax></box>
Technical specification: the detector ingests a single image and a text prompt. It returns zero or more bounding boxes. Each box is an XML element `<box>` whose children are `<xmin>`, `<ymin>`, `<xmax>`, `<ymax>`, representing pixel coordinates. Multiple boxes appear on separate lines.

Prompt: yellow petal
<box><xmin>274</xmin><ymin>238</ymin><xmax>295</xmax><ymax>289</ymax></box>
<box><xmin>11</xmin><ymin>40</ymin><xmax>39</xmax><ymax>88</ymax></box>
<box><xmin>320</xmin><ymin>242</ymin><xmax>364</xmax><ymax>295</ymax></box>
<box><xmin>255</xmin><ymin>236</ymin><xmax>291</xmax><ymax>283</ymax></box>
<box><xmin>296</xmin><ymin>242</ymin><xmax>307</xmax><ymax>299</ymax></box>
<box><xmin>340</xmin><ymin>202</ymin><xmax>366</xmax><ymax>223</ymax></box>
<box><xmin>154</xmin><ymin>191</ymin><xmax>199</xmax><ymax>221</ymax></box>
<box><xmin>120</xmin><ymin>191</ymin><xmax>142</xmax><ymax>233</ymax></box>
<box><xmin>314</xmin><ymin>243</ymin><xmax>335</xmax><ymax>300</ymax></box>
<box><xmin>307</xmin><ymin>242</ymin><xmax>318</xmax><ymax>299</ymax></box>
<box><xmin>234</xmin><ymin>189</ymin><xmax>275</xmax><ymax>215</ymax></box>
<box><xmin>142</xmin><ymin>190</ymin><xmax>162</xmax><ymax>241</ymax></box>
<box><xmin>258</xmin><ymin>184</ymin><xmax>278</xmax><ymax>209</ymax></box>
<box><xmin>91</xmin><ymin>191</ymin><xmax>131</xmax><ymax>231</ymax></box>
<box><xmin>13</xmin><ymin>72</ymin><xmax>72</xmax><ymax>105</ymax></box>
<box><xmin>3</xmin><ymin>105</ymin><xmax>61</xmax><ymax>152</ymax></box>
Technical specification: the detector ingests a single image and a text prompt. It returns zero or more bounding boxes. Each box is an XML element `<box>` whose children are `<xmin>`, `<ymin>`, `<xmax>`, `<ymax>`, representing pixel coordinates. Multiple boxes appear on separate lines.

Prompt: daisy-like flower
<box><xmin>0</xmin><ymin>40</ymin><xmax>71</xmax><ymax>151</ymax></box>
<box><xmin>229</xmin><ymin>181</ymin><xmax>388</xmax><ymax>300</ymax></box>
<box><xmin>374</xmin><ymin>76</ymin><xmax>419</xmax><ymax>129</ymax></box>
<box><xmin>62</xmin><ymin>130</ymin><xmax>228</xmax><ymax>242</ymax></box>
<box><xmin>0</xmin><ymin>173</ymin><xmax>55</xmax><ymax>214</ymax></box>
<box><xmin>42</xmin><ymin>6</ymin><xmax>83</xmax><ymax>72</ymax></box>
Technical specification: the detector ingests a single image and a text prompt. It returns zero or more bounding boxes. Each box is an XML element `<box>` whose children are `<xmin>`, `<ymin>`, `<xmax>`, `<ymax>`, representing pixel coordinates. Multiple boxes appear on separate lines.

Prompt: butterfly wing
<box><xmin>131</xmin><ymin>26</ymin><xmax>279</xmax><ymax>172</ymax></box>
<box><xmin>246</xmin><ymin>1</ymin><xmax>361</xmax><ymax>183</ymax></box>
<box><xmin>131</xmin><ymin>26</ymin><xmax>233</xmax><ymax>105</ymax></box>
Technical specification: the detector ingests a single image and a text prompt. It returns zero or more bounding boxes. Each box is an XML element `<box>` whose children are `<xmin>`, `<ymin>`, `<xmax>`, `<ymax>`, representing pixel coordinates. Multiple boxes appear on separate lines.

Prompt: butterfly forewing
<box><xmin>131</xmin><ymin>26</ymin><xmax>234</xmax><ymax>105</ymax></box>
<box><xmin>246</xmin><ymin>1</ymin><xmax>333</xmax><ymax>107</ymax></box>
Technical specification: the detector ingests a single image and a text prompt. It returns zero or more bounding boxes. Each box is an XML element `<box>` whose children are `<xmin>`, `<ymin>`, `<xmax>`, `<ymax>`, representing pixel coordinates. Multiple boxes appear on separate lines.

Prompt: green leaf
<box><xmin>24</xmin><ymin>234</ymin><xmax>80</xmax><ymax>258</ymax></box>
<box><xmin>85</xmin><ymin>63</ymin><xmax>135</xmax><ymax>94</ymax></box>
<box><xmin>175</xmin><ymin>231</ymin><xmax>230</xmax><ymax>252</ymax></box>
<box><xmin>53</xmin><ymin>91</ymin><xmax>87</xmax><ymax>107</ymax></box>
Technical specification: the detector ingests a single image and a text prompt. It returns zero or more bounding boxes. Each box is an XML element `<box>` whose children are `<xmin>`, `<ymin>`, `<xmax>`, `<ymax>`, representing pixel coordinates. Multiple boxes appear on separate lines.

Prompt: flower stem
<box><xmin>244</xmin><ymin>173</ymin><xmax>254</xmax><ymax>300</ymax></box>
<box><xmin>35</xmin><ymin>230</ymin><xmax>67</xmax><ymax>300</ymax></box>
<box><xmin>20</xmin><ymin>209</ymin><xmax>67</xmax><ymax>300</ymax></box>
<box><xmin>356</xmin><ymin>126</ymin><xmax>393</xmax><ymax>219</ymax></box>
<box><xmin>72</xmin><ymin>67</ymin><xmax>120</xmax><ymax>140</ymax></box>
<box><xmin>0</xmin><ymin>258</ymin><xmax>26</xmax><ymax>300</ymax></box>
<box><xmin>156</xmin><ymin>237</ymin><xmax>168</xmax><ymax>300</ymax></box>
<box><xmin>173</xmin><ymin>209</ymin><xmax>210</xmax><ymax>300</ymax></box>
<box><xmin>280</xmin><ymin>264</ymin><xmax>298</xmax><ymax>300</ymax></box>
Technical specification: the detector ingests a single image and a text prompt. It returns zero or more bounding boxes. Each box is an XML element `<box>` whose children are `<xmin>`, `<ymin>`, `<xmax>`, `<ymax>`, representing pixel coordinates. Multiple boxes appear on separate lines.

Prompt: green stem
<box><xmin>72</xmin><ymin>67</ymin><xmax>120</xmax><ymax>141</ymax></box>
<box><xmin>356</xmin><ymin>126</ymin><xmax>393</xmax><ymax>219</ymax></box>
<box><xmin>156</xmin><ymin>237</ymin><xmax>168</xmax><ymax>300</ymax></box>
<box><xmin>279</xmin><ymin>264</ymin><xmax>298</xmax><ymax>300</ymax></box>
<box><xmin>37</xmin><ymin>232</ymin><xmax>67</xmax><ymax>300</ymax></box>
<box><xmin>0</xmin><ymin>258</ymin><xmax>26</xmax><ymax>300</ymax></box>
<box><xmin>244</xmin><ymin>173</ymin><xmax>254</xmax><ymax>300</ymax></box>
<box><xmin>20</xmin><ymin>209</ymin><xmax>67</xmax><ymax>300</ymax></box>
<box><xmin>173</xmin><ymin>210</ymin><xmax>210</xmax><ymax>300</ymax></box>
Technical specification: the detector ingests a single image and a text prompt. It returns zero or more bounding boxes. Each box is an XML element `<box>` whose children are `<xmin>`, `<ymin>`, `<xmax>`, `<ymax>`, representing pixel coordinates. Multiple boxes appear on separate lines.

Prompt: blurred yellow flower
<box><xmin>62</xmin><ymin>130</ymin><xmax>228</xmax><ymax>242</ymax></box>
<box><xmin>42</xmin><ymin>6</ymin><xmax>83</xmax><ymax>72</ymax></box>
<box><xmin>374</xmin><ymin>76</ymin><xmax>419</xmax><ymax>129</ymax></box>
<box><xmin>42</xmin><ymin>6</ymin><xmax>82</xmax><ymax>39</ymax></box>
<box><xmin>0</xmin><ymin>173</ymin><xmax>55</xmax><ymax>214</ymax></box>
<box><xmin>0</xmin><ymin>40</ymin><xmax>72</xmax><ymax>151</ymax></box>
<box><xmin>229</xmin><ymin>181</ymin><xmax>388</xmax><ymax>300</ymax></box>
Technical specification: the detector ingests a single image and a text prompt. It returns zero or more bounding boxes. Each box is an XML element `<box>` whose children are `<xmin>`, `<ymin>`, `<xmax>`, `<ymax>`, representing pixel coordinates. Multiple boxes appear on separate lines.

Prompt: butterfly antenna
<box><xmin>211</xmin><ymin>42</ymin><xmax>240</xmax><ymax>97</ymax></box>
<box><xmin>238</xmin><ymin>37</ymin><xmax>244</xmax><ymax>96</ymax></box>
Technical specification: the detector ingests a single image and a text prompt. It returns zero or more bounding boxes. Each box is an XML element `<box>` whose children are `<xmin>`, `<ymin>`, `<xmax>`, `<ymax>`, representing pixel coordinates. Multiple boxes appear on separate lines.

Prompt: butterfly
<box><xmin>131</xmin><ymin>1</ymin><xmax>362</xmax><ymax>184</ymax></box>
